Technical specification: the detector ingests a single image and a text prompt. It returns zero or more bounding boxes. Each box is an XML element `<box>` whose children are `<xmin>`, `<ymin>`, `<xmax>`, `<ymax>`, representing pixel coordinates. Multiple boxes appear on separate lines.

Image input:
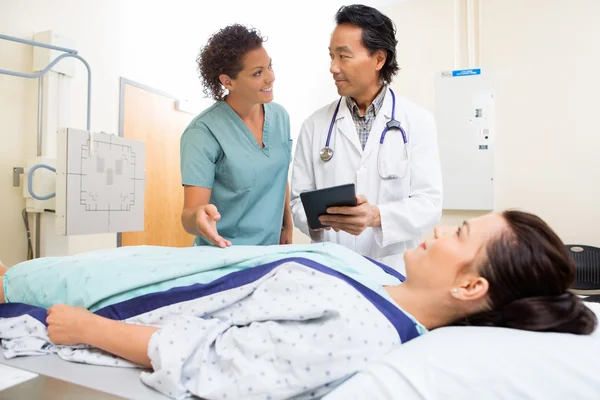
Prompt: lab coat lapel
<box><xmin>361</xmin><ymin>91</ymin><xmax>394</xmax><ymax>164</ymax></box>
<box><xmin>335</xmin><ymin>100</ymin><xmax>363</xmax><ymax>157</ymax></box>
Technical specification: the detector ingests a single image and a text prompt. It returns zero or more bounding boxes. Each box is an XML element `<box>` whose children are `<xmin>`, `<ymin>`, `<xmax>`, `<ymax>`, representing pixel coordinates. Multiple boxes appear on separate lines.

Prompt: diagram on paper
<box><xmin>79</xmin><ymin>140</ymin><xmax>139</xmax><ymax>212</ymax></box>
<box><xmin>56</xmin><ymin>129</ymin><xmax>146</xmax><ymax>235</ymax></box>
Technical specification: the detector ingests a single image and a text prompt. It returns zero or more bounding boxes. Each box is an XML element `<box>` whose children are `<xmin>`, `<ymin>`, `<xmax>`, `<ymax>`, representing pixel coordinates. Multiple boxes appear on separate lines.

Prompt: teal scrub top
<box><xmin>180</xmin><ymin>101</ymin><xmax>292</xmax><ymax>246</ymax></box>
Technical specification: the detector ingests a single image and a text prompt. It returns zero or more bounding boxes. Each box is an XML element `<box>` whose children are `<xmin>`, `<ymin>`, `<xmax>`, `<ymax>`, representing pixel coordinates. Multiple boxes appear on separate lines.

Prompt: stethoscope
<box><xmin>320</xmin><ymin>88</ymin><xmax>409</xmax><ymax>179</ymax></box>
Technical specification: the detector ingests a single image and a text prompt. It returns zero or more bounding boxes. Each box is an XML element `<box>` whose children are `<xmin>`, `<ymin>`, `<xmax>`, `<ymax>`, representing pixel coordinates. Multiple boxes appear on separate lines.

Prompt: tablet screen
<box><xmin>299</xmin><ymin>183</ymin><xmax>357</xmax><ymax>229</ymax></box>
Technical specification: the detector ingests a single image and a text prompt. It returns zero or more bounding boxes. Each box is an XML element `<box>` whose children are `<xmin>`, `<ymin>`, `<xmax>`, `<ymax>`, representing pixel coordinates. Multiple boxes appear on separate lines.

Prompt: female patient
<box><xmin>0</xmin><ymin>211</ymin><xmax>596</xmax><ymax>399</ymax></box>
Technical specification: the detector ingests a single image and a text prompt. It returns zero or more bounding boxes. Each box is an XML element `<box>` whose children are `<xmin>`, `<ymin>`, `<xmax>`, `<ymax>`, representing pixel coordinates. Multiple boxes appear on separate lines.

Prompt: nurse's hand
<box><xmin>319</xmin><ymin>195</ymin><xmax>380</xmax><ymax>236</ymax></box>
<box><xmin>280</xmin><ymin>224</ymin><xmax>293</xmax><ymax>245</ymax></box>
<box><xmin>195</xmin><ymin>204</ymin><xmax>232</xmax><ymax>248</ymax></box>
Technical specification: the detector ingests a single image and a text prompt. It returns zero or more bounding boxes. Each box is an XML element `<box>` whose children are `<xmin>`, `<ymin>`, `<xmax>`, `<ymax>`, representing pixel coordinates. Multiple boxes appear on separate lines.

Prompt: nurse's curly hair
<box><xmin>197</xmin><ymin>24</ymin><xmax>265</xmax><ymax>101</ymax></box>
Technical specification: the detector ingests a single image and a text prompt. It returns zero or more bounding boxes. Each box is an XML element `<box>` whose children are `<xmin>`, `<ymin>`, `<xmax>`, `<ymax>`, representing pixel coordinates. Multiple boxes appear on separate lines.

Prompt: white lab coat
<box><xmin>290</xmin><ymin>91</ymin><xmax>443</xmax><ymax>274</ymax></box>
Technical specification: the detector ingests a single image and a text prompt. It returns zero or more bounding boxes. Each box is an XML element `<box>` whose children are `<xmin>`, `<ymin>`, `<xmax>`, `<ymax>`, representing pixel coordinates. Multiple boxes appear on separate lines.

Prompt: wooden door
<box><xmin>120</xmin><ymin>81</ymin><xmax>195</xmax><ymax>247</ymax></box>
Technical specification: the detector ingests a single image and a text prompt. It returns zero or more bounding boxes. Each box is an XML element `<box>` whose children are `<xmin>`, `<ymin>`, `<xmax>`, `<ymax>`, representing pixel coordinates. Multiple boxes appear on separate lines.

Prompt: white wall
<box><xmin>480</xmin><ymin>0</ymin><xmax>600</xmax><ymax>246</ymax></box>
<box><xmin>382</xmin><ymin>0</ymin><xmax>600</xmax><ymax>245</ymax></box>
<box><xmin>1</xmin><ymin>0</ymin><xmax>398</xmax><ymax>264</ymax></box>
<box><xmin>2</xmin><ymin>0</ymin><xmax>599</xmax><ymax>265</ymax></box>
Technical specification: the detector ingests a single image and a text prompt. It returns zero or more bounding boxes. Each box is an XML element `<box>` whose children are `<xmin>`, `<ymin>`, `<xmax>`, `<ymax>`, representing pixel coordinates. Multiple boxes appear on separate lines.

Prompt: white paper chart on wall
<box><xmin>434</xmin><ymin>68</ymin><xmax>495</xmax><ymax>211</ymax></box>
<box><xmin>55</xmin><ymin>128</ymin><xmax>146</xmax><ymax>235</ymax></box>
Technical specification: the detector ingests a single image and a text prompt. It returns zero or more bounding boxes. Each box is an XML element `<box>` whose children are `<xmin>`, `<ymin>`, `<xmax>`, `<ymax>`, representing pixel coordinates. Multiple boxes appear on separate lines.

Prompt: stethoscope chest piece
<box><xmin>320</xmin><ymin>147</ymin><xmax>334</xmax><ymax>162</ymax></box>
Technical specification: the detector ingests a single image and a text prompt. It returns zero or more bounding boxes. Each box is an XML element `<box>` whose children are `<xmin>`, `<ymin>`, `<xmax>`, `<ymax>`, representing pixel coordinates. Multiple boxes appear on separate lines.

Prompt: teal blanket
<box><xmin>5</xmin><ymin>243</ymin><xmax>402</xmax><ymax>312</ymax></box>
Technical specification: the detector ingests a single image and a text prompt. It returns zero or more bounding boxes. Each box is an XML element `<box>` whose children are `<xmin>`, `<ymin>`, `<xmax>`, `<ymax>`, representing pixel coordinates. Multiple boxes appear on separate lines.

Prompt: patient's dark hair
<box><xmin>455</xmin><ymin>210</ymin><xmax>597</xmax><ymax>335</ymax></box>
<box><xmin>197</xmin><ymin>24</ymin><xmax>264</xmax><ymax>101</ymax></box>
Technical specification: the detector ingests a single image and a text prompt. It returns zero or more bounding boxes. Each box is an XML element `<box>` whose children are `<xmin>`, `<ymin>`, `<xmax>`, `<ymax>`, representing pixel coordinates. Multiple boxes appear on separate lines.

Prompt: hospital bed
<box><xmin>2</xmin><ymin>301</ymin><xmax>599</xmax><ymax>399</ymax></box>
<box><xmin>1</xmin><ymin>243</ymin><xmax>599</xmax><ymax>399</ymax></box>
<box><xmin>0</xmin><ymin>354</ymin><xmax>166</xmax><ymax>399</ymax></box>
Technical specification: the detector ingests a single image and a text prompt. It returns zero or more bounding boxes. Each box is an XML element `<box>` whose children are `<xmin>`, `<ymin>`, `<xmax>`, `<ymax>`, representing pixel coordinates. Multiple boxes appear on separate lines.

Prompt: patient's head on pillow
<box><xmin>403</xmin><ymin>210</ymin><xmax>597</xmax><ymax>335</ymax></box>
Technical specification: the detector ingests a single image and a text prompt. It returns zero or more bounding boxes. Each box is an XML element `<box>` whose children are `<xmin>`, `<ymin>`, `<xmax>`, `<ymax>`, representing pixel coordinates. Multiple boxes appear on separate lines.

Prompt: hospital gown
<box><xmin>0</xmin><ymin>244</ymin><xmax>425</xmax><ymax>399</ymax></box>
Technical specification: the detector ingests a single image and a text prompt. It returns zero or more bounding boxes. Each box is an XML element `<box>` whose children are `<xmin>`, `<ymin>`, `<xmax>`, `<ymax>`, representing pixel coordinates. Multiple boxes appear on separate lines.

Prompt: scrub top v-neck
<box><xmin>180</xmin><ymin>101</ymin><xmax>292</xmax><ymax>246</ymax></box>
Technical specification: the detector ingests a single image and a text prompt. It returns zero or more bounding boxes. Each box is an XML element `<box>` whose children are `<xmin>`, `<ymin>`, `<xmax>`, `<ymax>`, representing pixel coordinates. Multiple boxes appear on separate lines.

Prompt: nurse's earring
<box><xmin>451</xmin><ymin>288</ymin><xmax>458</xmax><ymax>294</ymax></box>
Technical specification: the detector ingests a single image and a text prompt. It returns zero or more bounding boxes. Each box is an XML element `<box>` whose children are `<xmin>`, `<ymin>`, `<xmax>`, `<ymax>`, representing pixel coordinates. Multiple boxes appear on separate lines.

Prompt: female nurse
<box><xmin>180</xmin><ymin>24</ymin><xmax>293</xmax><ymax>248</ymax></box>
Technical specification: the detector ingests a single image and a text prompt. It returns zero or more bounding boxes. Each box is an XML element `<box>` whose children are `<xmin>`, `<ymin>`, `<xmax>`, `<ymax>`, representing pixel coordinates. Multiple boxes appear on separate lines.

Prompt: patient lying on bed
<box><xmin>0</xmin><ymin>210</ymin><xmax>596</xmax><ymax>400</ymax></box>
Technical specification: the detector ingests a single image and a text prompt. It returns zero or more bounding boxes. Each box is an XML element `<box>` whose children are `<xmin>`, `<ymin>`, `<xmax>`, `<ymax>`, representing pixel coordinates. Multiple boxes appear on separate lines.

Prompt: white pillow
<box><xmin>324</xmin><ymin>302</ymin><xmax>600</xmax><ymax>400</ymax></box>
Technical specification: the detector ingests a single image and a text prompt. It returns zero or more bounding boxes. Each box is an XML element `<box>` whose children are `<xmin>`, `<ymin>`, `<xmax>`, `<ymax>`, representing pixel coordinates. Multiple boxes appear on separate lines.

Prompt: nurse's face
<box><xmin>226</xmin><ymin>46</ymin><xmax>275</xmax><ymax>105</ymax></box>
<box><xmin>403</xmin><ymin>214</ymin><xmax>507</xmax><ymax>296</ymax></box>
<box><xmin>329</xmin><ymin>23</ymin><xmax>385</xmax><ymax>99</ymax></box>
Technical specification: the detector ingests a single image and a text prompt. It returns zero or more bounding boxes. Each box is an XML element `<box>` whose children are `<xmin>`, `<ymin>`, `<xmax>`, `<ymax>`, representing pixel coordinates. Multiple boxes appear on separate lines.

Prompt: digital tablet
<box><xmin>299</xmin><ymin>183</ymin><xmax>357</xmax><ymax>230</ymax></box>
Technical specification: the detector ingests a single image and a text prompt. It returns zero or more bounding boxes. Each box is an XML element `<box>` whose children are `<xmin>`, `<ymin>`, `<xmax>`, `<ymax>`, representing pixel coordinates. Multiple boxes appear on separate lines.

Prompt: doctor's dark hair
<box><xmin>454</xmin><ymin>210</ymin><xmax>597</xmax><ymax>335</ymax></box>
<box><xmin>335</xmin><ymin>4</ymin><xmax>399</xmax><ymax>85</ymax></box>
<box><xmin>197</xmin><ymin>24</ymin><xmax>265</xmax><ymax>101</ymax></box>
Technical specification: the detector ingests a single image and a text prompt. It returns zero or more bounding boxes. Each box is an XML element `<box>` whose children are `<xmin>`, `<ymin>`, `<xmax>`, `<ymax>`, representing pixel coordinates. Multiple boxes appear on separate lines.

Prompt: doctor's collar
<box><xmin>345</xmin><ymin>84</ymin><xmax>388</xmax><ymax>118</ymax></box>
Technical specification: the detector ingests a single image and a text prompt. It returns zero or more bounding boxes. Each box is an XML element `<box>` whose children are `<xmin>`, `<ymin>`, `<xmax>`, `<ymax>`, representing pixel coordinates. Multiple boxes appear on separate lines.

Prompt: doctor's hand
<box><xmin>194</xmin><ymin>204</ymin><xmax>232</xmax><ymax>248</ymax></box>
<box><xmin>319</xmin><ymin>195</ymin><xmax>381</xmax><ymax>236</ymax></box>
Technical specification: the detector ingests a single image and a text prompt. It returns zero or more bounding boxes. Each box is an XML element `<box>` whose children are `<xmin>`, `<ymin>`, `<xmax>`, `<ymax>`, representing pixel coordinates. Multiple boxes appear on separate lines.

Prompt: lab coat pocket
<box><xmin>379</xmin><ymin>156</ymin><xmax>408</xmax><ymax>180</ymax></box>
<box><xmin>379</xmin><ymin>155</ymin><xmax>409</xmax><ymax>203</ymax></box>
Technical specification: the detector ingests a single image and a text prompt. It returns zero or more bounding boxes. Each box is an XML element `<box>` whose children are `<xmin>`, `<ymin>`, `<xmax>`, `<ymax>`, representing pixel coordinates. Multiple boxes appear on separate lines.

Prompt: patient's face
<box><xmin>404</xmin><ymin>213</ymin><xmax>507</xmax><ymax>293</ymax></box>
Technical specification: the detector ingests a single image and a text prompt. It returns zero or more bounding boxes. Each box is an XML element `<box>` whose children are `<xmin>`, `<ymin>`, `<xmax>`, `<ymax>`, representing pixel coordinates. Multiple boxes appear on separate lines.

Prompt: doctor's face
<box><xmin>329</xmin><ymin>23</ymin><xmax>383</xmax><ymax>99</ymax></box>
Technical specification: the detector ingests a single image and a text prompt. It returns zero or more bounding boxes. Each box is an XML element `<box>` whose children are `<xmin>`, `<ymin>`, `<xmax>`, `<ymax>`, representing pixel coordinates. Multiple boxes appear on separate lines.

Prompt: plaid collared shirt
<box><xmin>345</xmin><ymin>86</ymin><xmax>387</xmax><ymax>150</ymax></box>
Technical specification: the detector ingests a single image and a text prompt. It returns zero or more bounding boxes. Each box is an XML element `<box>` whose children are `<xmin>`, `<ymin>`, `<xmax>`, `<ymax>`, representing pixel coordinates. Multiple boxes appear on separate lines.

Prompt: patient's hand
<box><xmin>47</xmin><ymin>304</ymin><xmax>95</xmax><ymax>346</ymax></box>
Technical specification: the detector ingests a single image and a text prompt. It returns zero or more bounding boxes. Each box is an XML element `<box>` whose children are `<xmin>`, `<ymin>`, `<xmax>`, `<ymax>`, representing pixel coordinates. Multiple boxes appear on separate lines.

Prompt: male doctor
<box><xmin>290</xmin><ymin>4</ymin><xmax>442</xmax><ymax>274</ymax></box>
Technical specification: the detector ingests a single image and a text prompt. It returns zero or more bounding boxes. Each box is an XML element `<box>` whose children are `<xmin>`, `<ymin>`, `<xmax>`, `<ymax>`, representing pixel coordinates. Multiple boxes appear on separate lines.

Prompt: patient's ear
<box><xmin>451</xmin><ymin>276</ymin><xmax>489</xmax><ymax>302</ymax></box>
